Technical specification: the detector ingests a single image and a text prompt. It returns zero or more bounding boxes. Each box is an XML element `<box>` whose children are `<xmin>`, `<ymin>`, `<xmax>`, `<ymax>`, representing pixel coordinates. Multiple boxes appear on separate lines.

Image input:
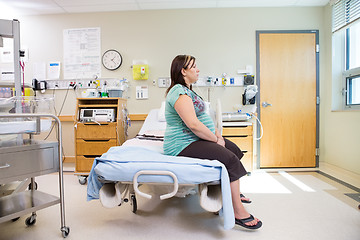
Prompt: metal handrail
<box><xmin>133</xmin><ymin>170</ymin><xmax>179</xmax><ymax>200</ymax></box>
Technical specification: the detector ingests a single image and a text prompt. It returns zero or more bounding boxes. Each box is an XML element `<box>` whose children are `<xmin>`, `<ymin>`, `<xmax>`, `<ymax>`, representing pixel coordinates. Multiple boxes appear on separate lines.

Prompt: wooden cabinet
<box><xmin>222</xmin><ymin>123</ymin><xmax>253</xmax><ymax>172</ymax></box>
<box><xmin>74</xmin><ymin>98</ymin><xmax>127</xmax><ymax>176</ymax></box>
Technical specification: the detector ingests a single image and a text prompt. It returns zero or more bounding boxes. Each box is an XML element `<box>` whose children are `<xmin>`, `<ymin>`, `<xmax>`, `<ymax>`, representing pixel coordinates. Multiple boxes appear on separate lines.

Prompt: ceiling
<box><xmin>0</xmin><ymin>0</ymin><xmax>330</xmax><ymax>17</ymax></box>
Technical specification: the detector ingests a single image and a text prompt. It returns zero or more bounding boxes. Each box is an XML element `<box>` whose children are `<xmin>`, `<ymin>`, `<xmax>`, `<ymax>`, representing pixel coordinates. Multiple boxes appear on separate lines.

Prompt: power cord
<box><xmin>44</xmin><ymin>85</ymin><xmax>70</xmax><ymax>141</ymax></box>
<box><xmin>249</xmin><ymin>113</ymin><xmax>263</xmax><ymax>140</ymax></box>
<box><xmin>42</xmin><ymin>85</ymin><xmax>71</xmax><ymax>163</ymax></box>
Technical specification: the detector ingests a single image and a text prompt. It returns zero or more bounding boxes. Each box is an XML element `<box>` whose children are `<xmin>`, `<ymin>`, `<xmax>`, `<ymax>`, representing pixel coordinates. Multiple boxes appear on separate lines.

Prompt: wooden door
<box><xmin>258</xmin><ymin>32</ymin><xmax>317</xmax><ymax>168</ymax></box>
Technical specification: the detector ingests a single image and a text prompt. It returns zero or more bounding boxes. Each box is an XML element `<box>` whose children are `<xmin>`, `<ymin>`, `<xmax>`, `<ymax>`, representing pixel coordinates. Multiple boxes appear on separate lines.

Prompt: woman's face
<box><xmin>182</xmin><ymin>59</ymin><xmax>200</xmax><ymax>87</ymax></box>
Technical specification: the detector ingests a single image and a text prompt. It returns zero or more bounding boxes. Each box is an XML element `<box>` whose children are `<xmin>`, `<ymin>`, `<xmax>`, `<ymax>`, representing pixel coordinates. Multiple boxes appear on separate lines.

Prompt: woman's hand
<box><xmin>214</xmin><ymin>128</ymin><xmax>225</xmax><ymax>147</ymax></box>
<box><xmin>216</xmin><ymin>135</ymin><xmax>225</xmax><ymax>147</ymax></box>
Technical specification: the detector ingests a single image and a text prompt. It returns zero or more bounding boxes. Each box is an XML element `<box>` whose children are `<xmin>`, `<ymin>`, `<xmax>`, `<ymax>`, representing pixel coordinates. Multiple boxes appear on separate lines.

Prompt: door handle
<box><xmin>262</xmin><ymin>102</ymin><xmax>272</xmax><ymax>108</ymax></box>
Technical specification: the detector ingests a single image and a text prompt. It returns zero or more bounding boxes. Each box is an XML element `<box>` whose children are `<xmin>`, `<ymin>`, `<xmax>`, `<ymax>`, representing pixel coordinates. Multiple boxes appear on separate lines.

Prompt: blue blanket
<box><xmin>87</xmin><ymin>146</ymin><xmax>235</xmax><ymax>229</ymax></box>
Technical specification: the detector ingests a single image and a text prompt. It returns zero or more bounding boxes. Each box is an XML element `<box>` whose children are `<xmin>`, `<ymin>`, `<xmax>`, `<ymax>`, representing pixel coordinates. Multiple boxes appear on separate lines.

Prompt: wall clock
<box><xmin>102</xmin><ymin>49</ymin><xmax>122</xmax><ymax>70</ymax></box>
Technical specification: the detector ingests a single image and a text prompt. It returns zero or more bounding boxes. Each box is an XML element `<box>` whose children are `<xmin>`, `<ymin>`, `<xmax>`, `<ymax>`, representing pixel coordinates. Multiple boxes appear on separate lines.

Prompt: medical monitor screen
<box><xmin>83</xmin><ymin>109</ymin><xmax>93</xmax><ymax>117</ymax></box>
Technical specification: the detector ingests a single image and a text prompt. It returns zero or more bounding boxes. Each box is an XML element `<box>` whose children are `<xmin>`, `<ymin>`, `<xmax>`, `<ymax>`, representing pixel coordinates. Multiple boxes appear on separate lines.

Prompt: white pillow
<box><xmin>158</xmin><ymin>101</ymin><xmax>166</xmax><ymax>122</ymax></box>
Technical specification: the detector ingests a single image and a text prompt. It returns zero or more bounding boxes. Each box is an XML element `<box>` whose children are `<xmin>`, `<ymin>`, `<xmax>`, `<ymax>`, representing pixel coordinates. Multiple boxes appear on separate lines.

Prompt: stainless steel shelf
<box><xmin>0</xmin><ymin>190</ymin><xmax>60</xmax><ymax>223</ymax></box>
<box><xmin>0</xmin><ymin>113</ymin><xmax>69</xmax><ymax>237</ymax></box>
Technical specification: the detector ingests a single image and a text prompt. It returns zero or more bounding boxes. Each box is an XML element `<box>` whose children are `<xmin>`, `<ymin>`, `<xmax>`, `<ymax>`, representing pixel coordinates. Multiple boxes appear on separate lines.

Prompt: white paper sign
<box><xmin>1</xmin><ymin>67</ymin><xmax>14</xmax><ymax>81</ymax></box>
<box><xmin>63</xmin><ymin>27</ymin><xmax>101</xmax><ymax>79</ymax></box>
<box><xmin>48</xmin><ymin>62</ymin><xmax>60</xmax><ymax>79</ymax></box>
<box><xmin>0</xmin><ymin>38</ymin><xmax>13</xmax><ymax>63</ymax></box>
<box><xmin>1</xmin><ymin>48</ymin><xmax>13</xmax><ymax>63</ymax></box>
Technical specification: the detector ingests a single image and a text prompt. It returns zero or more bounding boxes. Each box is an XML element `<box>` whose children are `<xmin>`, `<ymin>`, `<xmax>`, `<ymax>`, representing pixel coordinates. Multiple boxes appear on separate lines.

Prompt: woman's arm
<box><xmin>174</xmin><ymin>94</ymin><xmax>217</xmax><ymax>143</ymax></box>
<box><xmin>215</xmin><ymin>128</ymin><xmax>222</xmax><ymax>138</ymax></box>
<box><xmin>215</xmin><ymin>128</ymin><xmax>225</xmax><ymax>147</ymax></box>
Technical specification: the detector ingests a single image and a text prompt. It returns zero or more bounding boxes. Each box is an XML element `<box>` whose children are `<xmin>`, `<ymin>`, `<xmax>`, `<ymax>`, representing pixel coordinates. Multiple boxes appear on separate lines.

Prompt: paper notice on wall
<box><xmin>63</xmin><ymin>27</ymin><xmax>101</xmax><ymax>79</ymax></box>
<box><xmin>48</xmin><ymin>62</ymin><xmax>60</xmax><ymax>79</ymax></box>
<box><xmin>1</xmin><ymin>48</ymin><xmax>13</xmax><ymax>63</ymax></box>
<box><xmin>1</xmin><ymin>67</ymin><xmax>14</xmax><ymax>81</ymax></box>
<box><xmin>0</xmin><ymin>38</ymin><xmax>13</xmax><ymax>63</ymax></box>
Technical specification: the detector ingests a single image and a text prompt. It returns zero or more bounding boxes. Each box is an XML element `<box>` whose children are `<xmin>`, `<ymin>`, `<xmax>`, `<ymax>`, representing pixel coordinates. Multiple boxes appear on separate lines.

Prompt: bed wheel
<box><xmin>61</xmin><ymin>226</ymin><xmax>70</xmax><ymax>238</ymax></box>
<box><xmin>25</xmin><ymin>213</ymin><xmax>36</xmax><ymax>226</ymax></box>
<box><xmin>78</xmin><ymin>176</ymin><xmax>87</xmax><ymax>185</ymax></box>
<box><xmin>131</xmin><ymin>194</ymin><xmax>137</xmax><ymax>213</ymax></box>
<box><xmin>28</xmin><ymin>181</ymin><xmax>38</xmax><ymax>190</ymax></box>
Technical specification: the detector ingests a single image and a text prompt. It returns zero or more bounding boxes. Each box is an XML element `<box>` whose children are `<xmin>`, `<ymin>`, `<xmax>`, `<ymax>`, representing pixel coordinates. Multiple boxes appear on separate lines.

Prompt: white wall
<box><xmin>319</xmin><ymin>5</ymin><xmax>360</xmax><ymax>175</ymax></box>
<box><xmin>8</xmin><ymin>6</ymin><xmax>358</xmax><ymax>174</ymax></box>
<box><xmin>14</xmin><ymin>7</ymin><xmax>325</xmax><ymax>114</ymax></box>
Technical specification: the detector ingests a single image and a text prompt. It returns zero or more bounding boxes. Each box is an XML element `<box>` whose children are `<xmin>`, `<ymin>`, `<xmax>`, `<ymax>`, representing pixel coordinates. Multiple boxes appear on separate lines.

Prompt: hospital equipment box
<box><xmin>74</xmin><ymin>98</ymin><xmax>127</xmax><ymax>179</ymax></box>
<box><xmin>79</xmin><ymin>108</ymin><xmax>115</xmax><ymax>122</ymax></box>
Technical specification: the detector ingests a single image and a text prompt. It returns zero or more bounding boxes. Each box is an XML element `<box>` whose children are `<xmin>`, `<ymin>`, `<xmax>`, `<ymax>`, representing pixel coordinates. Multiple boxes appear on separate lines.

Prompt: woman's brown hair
<box><xmin>166</xmin><ymin>55</ymin><xmax>195</xmax><ymax>95</ymax></box>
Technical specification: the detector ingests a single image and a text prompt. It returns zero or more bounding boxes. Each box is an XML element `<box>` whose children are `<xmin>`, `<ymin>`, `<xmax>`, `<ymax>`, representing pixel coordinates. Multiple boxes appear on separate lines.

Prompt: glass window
<box><xmin>347</xmin><ymin>22</ymin><xmax>360</xmax><ymax>70</ymax></box>
<box><xmin>347</xmin><ymin>75</ymin><xmax>360</xmax><ymax>105</ymax></box>
<box><xmin>344</xmin><ymin>20</ymin><xmax>360</xmax><ymax>107</ymax></box>
<box><xmin>331</xmin><ymin>0</ymin><xmax>360</xmax><ymax>110</ymax></box>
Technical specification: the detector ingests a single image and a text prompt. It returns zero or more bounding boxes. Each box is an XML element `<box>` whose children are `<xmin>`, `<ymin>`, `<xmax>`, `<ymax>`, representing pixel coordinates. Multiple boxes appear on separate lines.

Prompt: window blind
<box><xmin>332</xmin><ymin>0</ymin><xmax>360</xmax><ymax>32</ymax></box>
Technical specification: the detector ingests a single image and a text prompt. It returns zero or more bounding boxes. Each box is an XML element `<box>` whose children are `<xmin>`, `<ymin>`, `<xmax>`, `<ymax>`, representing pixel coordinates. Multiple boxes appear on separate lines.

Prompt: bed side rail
<box><xmin>133</xmin><ymin>170</ymin><xmax>179</xmax><ymax>200</ymax></box>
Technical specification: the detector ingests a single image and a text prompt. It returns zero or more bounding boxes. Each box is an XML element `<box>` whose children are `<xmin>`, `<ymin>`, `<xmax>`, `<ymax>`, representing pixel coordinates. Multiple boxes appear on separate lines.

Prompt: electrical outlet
<box><xmin>45</xmin><ymin>78</ymin><xmax>121</xmax><ymax>90</ymax></box>
<box><xmin>158</xmin><ymin>77</ymin><xmax>170</xmax><ymax>88</ymax></box>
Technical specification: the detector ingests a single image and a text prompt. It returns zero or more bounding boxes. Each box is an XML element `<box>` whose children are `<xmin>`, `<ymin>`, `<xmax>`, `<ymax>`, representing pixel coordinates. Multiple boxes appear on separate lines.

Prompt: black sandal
<box><xmin>240</xmin><ymin>193</ymin><xmax>252</xmax><ymax>204</ymax></box>
<box><xmin>235</xmin><ymin>214</ymin><xmax>262</xmax><ymax>229</ymax></box>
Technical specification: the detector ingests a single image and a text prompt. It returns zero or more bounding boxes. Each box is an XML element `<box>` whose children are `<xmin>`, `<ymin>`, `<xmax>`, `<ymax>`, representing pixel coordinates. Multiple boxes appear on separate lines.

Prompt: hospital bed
<box><xmin>87</xmin><ymin>108</ymin><xmax>235</xmax><ymax>230</ymax></box>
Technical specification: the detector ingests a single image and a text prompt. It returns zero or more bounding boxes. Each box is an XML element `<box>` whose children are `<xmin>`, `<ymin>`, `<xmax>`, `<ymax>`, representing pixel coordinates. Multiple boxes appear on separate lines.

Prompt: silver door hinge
<box><xmin>316</xmin><ymin>96</ymin><xmax>320</xmax><ymax>105</ymax></box>
<box><xmin>316</xmin><ymin>148</ymin><xmax>319</xmax><ymax>157</ymax></box>
<box><xmin>316</xmin><ymin>44</ymin><xmax>320</xmax><ymax>53</ymax></box>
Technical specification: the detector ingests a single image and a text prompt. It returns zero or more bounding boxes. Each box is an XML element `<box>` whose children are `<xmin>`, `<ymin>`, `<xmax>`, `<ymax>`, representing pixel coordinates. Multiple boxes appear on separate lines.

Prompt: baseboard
<box><xmin>319</xmin><ymin>162</ymin><xmax>360</xmax><ymax>189</ymax></box>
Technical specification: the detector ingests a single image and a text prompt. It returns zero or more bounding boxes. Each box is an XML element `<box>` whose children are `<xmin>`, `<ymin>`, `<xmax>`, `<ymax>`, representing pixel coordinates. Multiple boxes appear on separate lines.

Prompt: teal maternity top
<box><xmin>163</xmin><ymin>84</ymin><xmax>215</xmax><ymax>156</ymax></box>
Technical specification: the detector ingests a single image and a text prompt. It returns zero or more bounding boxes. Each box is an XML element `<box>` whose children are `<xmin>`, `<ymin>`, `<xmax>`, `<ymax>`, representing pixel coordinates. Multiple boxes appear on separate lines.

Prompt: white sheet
<box><xmin>123</xmin><ymin>138</ymin><xmax>163</xmax><ymax>153</ymax></box>
<box><xmin>138</xmin><ymin>109</ymin><xmax>166</xmax><ymax>136</ymax></box>
<box><xmin>0</xmin><ymin>119</ymin><xmax>52</xmax><ymax>135</ymax></box>
<box><xmin>126</xmin><ymin>108</ymin><xmax>165</xmax><ymax>153</ymax></box>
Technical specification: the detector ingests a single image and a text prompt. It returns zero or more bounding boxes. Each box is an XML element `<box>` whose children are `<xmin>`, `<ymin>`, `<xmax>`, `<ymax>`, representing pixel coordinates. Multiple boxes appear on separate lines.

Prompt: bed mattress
<box><xmin>91</xmin><ymin>146</ymin><xmax>221</xmax><ymax>184</ymax></box>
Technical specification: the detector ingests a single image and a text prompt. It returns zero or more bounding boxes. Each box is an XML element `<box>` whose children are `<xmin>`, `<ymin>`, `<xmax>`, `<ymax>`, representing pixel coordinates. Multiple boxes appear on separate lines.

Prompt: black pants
<box><xmin>178</xmin><ymin>138</ymin><xmax>247</xmax><ymax>182</ymax></box>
